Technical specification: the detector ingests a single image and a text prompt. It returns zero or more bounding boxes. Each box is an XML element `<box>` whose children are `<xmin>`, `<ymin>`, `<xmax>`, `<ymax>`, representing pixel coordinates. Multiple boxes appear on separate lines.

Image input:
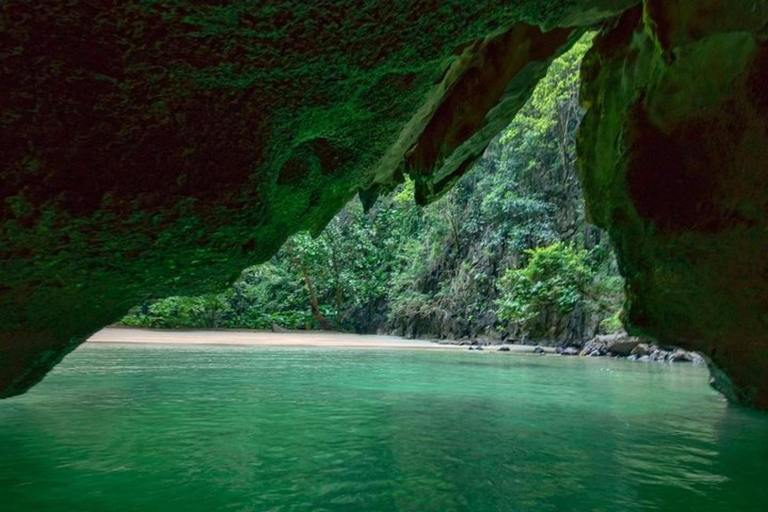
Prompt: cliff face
<box><xmin>2</xmin><ymin>0</ymin><xmax>767</xmax><ymax>407</ymax></box>
<box><xmin>578</xmin><ymin>1</ymin><xmax>768</xmax><ymax>407</ymax></box>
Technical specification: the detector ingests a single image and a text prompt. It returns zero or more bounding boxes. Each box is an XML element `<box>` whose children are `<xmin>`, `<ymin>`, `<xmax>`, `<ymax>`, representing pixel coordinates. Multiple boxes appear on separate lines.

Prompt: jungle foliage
<box><xmin>121</xmin><ymin>35</ymin><xmax>624</xmax><ymax>343</ymax></box>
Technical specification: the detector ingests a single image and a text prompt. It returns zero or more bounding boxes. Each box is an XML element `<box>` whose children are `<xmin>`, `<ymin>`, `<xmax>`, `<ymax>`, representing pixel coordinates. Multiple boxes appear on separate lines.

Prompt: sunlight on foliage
<box><xmin>496</xmin><ymin>243</ymin><xmax>592</xmax><ymax>335</ymax></box>
<box><xmin>121</xmin><ymin>33</ymin><xmax>624</xmax><ymax>342</ymax></box>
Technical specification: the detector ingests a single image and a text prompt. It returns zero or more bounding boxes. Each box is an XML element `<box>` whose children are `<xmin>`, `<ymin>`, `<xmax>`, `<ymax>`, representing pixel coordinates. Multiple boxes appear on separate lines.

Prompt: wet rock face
<box><xmin>2</xmin><ymin>0</ymin><xmax>768</xmax><ymax>408</ymax></box>
<box><xmin>578</xmin><ymin>1</ymin><xmax>768</xmax><ymax>407</ymax></box>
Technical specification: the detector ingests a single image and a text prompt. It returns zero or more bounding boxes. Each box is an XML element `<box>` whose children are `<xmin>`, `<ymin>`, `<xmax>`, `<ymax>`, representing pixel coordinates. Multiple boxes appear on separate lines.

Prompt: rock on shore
<box><xmin>577</xmin><ymin>333</ymin><xmax>705</xmax><ymax>364</ymax></box>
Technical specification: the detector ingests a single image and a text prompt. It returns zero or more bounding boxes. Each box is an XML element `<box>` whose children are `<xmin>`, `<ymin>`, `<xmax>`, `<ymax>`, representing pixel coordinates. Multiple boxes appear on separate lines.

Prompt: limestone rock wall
<box><xmin>0</xmin><ymin>1</ymin><xmax>635</xmax><ymax>397</ymax></box>
<box><xmin>578</xmin><ymin>1</ymin><xmax>768</xmax><ymax>407</ymax></box>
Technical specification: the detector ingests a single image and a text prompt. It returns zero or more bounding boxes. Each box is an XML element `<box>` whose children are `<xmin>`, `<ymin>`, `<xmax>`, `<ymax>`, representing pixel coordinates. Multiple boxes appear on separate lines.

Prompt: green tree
<box><xmin>495</xmin><ymin>243</ymin><xmax>593</xmax><ymax>339</ymax></box>
<box><xmin>120</xmin><ymin>33</ymin><xmax>625</xmax><ymax>343</ymax></box>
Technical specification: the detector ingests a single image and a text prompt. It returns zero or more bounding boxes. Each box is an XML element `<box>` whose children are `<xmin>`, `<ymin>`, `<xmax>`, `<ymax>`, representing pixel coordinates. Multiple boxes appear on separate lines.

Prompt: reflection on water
<box><xmin>1</xmin><ymin>344</ymin><xmax>767</xmax><ymax>511</ymax></box>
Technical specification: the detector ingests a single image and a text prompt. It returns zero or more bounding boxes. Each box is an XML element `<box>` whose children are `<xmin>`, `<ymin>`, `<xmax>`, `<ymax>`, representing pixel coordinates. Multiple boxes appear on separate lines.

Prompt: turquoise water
<box><xmin>1</xmin><ymin>345</ymin><xmax>767</xmax><ymax>511</ymax></box>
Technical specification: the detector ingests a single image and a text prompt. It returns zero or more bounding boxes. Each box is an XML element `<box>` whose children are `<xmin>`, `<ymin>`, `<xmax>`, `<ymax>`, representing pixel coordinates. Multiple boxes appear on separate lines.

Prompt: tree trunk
<box><xmin>325</xmin><ymin>232</ymin><xmax>344</xmax><ymax>323</ymax></box>
<box><xmin>285</xmin><ymin>242</ymin><xmax>332</xmax><ymax>331</ymax></box>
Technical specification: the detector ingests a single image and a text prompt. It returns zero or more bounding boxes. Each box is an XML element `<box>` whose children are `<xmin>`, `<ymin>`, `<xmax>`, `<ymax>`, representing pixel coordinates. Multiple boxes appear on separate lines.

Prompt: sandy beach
<box><xmin>86</xmin><ymin>327</ymin><xmax>551</xmax><ymax>352</ymax></box>
<box><xmin>88</xmin><ymin>327</ymin><xmax>458</xmax><ymax>350</ymax></box>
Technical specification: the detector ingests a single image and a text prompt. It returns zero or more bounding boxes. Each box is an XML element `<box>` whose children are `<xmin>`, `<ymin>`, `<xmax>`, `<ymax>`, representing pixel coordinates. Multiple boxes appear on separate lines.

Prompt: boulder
<box><xmin>667</xmin><ymin>349</ymin><xmax>706</xmax><ymax>365</ymax></box>
<box><xmin>606</xmin><ymin>340</ymin><xmax>641</xmax><ymax>357</ymax></box>
<box><xmin>579</xmin><ymin>339</ymin><xmax>603</xmax><ymax>356</ymax></box>
<box><xmin>669</xmin><ymin>350</ymin><xmax>693</xmax><ymax>363</ymax></box>
<box><xmin>271</xmin><ymin>323</ymin><xmax>289</xmax><ymax>334</ymax></box>
<box><xmin>584</xmin><ymin>333</ymin><xmax>641</xmax><ymax>357</ymax></box>
<box><xmin>689</xmin><ymin>353</ymin><xmax>707</xmax><ymax>366</ymax></box>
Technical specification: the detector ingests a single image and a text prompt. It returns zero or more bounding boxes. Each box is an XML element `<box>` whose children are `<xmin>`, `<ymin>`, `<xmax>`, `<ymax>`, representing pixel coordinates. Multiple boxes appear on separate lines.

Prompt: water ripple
<box><xmin>1</xmin><ymin>346</ymin><xmax>766</xmax><ymax>511</ymax></box>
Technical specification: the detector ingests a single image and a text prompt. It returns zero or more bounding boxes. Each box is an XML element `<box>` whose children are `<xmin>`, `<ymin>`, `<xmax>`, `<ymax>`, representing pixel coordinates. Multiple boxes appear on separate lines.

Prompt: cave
<box><xmin>1</xmin><ymin>0</ymin><xmax>767</xmax><ymax>408</ymax></box>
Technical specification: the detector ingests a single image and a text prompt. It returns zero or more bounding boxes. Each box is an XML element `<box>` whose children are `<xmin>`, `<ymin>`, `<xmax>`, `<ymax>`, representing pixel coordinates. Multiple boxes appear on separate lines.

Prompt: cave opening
<box><xmin>118</xmin><ymin>35</ymin><xmax>633</xmax><ymax>351</ymax></box>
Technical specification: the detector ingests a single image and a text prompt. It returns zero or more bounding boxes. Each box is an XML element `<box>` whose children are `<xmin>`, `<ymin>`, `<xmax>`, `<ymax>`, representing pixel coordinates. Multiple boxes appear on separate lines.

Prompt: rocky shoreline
<box><xmin>445</xmin><ymin>333</ymin><xmax>706</xmax><ymax>365</ymax></box>
<box><xmin>563</xmin><ymin>334</ymin><xmax>706</xmax><ymax>364</ymax></box>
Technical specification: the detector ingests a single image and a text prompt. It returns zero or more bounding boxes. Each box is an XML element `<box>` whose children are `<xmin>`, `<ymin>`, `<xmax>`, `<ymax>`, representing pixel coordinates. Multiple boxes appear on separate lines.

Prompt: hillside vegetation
<box><xmin>122</xmin><ymin>35</ymin><xmax>624</xmax><ymax>344</ymax></box>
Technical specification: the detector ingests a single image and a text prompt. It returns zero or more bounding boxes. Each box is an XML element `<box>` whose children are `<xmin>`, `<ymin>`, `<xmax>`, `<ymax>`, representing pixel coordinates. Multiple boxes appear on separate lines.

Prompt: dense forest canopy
<box><xmin>121</xmin><ymin>35</ymin><xmax>624</xmax><ymax>344</ymax></box>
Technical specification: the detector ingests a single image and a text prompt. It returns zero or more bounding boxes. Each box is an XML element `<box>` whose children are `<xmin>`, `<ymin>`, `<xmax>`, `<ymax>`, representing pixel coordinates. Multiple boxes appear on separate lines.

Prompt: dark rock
<box><xmin>606</xmin><ymin>340</ymin><xmax>641</xmax><ymax>357</ymax></box>
<box><xmin>583</xmin><ymin>333</ymin><xmax>641</xmax><ymax>357</ymax></box>
<box><xmin>580</xmin><ymin>340</ymin><xmax>607</xmax><ymax>356</ymax></box>
<box><xmin>498</xmin><ymin>346</ymin><xmax>511</xmax><ymax>352</ymax></box>
<box><xmin>0</xmin><ymin>0</ymin><xmax>614</xmax><ymax>398</ymax></box>
<box><xmin>271</xmin><ymin>323</ymin><xmax>288</xmax><ymax>333</ymax></box>
<box><xmin>669</xmin><ymin>350</ymin><xmax>693</xmax><ymax>363</ymax></box>
<box><xmin>533</xmin><ymin>346</ymin><xmax>546</xmax><ymax>354</ymax></box>
<box><xmin>580</xmin><ymin>339</ymin><xmax>603</xmax><ymax>356</ymax></box>
<box><xmin>690</xmin><ymin>353</ymin><xmax>706</xmax><ymax>365</ymax></box>
<box><xmin>579</xmin><ymin>1</ymin><xmax>768</xmax><ymax>408</ymax></box>
<box><xmin>631</xmin><ymin>343</ymin><xmax>651</xmax><ymax>357</ymax></box>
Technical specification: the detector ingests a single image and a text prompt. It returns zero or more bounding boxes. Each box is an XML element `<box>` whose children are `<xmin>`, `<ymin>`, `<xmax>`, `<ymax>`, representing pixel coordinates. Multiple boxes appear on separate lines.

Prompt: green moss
<box><xmin>577</xmin><ymin>1</ymin><xmax>768</xmax><ymax>407</ymax></box>
<box><xmin>1</xmin><ymin>0</ymin><xmax>639</xmax><ymax>396</ymax></box>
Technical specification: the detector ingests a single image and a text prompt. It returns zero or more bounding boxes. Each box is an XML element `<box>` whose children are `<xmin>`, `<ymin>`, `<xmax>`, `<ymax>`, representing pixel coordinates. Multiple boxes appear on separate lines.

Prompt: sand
<box><xmin>86</xmin><ymin>327</ymin><xmax>550</xmax><ymax>353</ymax></box>
<box><xmin>87</xmin><ymin>327</ymin><xmax>457</xmax><ymax>350</ymax></box>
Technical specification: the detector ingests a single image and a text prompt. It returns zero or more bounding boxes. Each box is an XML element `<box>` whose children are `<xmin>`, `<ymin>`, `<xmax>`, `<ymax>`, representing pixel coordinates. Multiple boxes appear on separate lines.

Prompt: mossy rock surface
<box><xmin>578</xmin><ymin>1</ymin><xmax>768</xmax><ymax>407</ymax></box>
